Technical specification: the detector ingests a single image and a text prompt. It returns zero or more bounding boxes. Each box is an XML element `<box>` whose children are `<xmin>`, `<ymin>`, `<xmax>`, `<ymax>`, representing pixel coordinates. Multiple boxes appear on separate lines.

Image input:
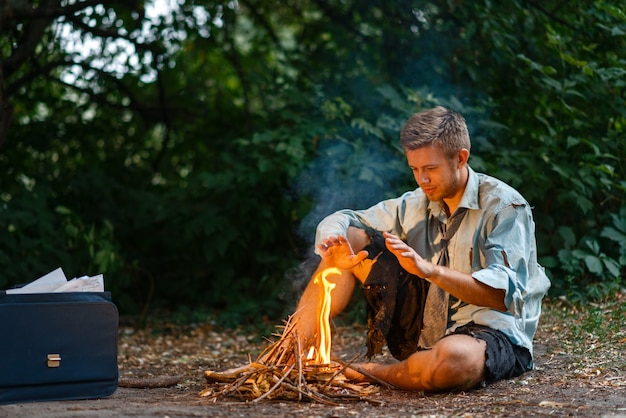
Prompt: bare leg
<box><xmin>345</xmin><ymin>334</ymin><xmax>487</xmax><ymax>391</ymax></box>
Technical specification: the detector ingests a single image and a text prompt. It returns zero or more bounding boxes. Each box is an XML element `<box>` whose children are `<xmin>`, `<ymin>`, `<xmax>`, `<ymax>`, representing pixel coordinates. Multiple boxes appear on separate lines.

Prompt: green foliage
<box><xmin>556</xmin><ymin>207</ymin><xmax>626</xmax><ymax>301</ymax></box>
<box><xmin>1</xmin><ymin>0</ymin><xmax>624</xmax><ymax>324</ymax></box>
<box><xmin>431</xmin><ymin>0</ymin><xmax>626</xmax><ymax>299</ymax></box>
<box><xmin>0</xmin><ymin>187</ymin><xmax>126</xmax><ymax>290</ymax></box>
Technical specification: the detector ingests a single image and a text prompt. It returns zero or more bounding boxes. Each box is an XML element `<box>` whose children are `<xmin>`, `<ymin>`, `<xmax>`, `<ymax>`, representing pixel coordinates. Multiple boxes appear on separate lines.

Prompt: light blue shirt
<box><xmin>315</xmin><ymin>167</ymin><xmax>551</xmax><ymax>362</ymax></box>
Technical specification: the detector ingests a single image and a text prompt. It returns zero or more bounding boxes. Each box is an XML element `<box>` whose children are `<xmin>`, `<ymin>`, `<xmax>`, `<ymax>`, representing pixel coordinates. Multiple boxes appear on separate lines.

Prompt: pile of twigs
<box><xmin>200</xmin><ymin>317</ymin><xmax>382</xmax><ymax>405</ymax></box>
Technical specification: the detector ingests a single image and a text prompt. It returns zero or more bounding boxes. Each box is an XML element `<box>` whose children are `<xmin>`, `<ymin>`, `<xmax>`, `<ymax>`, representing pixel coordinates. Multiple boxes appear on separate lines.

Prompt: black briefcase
<box><xmin>0</xmin><ymin>291</ymin><xmax>119</xmax><ymax>404</ymax></box>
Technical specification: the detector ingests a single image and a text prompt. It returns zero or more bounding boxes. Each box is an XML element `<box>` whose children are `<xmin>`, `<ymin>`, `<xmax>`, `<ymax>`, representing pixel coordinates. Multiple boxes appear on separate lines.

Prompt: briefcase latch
<box><xmin>47</xmin><ymin>353</ymin><xmax>62</xmax><ymax>368</ymax></box>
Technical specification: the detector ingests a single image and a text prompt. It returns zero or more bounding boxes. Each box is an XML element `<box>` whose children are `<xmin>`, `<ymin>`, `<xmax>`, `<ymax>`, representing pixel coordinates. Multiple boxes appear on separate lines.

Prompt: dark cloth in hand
<box><xmin>361</xmin><ymin>233</ymin><xmax>428</xmax><ymax>360</ymax></box>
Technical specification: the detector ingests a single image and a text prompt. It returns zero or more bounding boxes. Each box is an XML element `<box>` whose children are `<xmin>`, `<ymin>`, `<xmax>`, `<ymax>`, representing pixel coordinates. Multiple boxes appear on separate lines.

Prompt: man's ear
<box><xmin>457</xmin><ymin>148</ymin><xmax>470</xmax><ymax>167</ymax></box>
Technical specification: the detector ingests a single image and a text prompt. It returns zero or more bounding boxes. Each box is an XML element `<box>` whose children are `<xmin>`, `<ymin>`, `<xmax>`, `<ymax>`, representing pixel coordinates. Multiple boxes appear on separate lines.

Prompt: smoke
<box><xmin>295</xmin><ymin>137</ymin><xmax>407</xmax><ymax>242</ymax></box>
<box><xmin>283</xmin><ymin>134</ymin><xmax>409</xmax><ymax>300</ymax></box>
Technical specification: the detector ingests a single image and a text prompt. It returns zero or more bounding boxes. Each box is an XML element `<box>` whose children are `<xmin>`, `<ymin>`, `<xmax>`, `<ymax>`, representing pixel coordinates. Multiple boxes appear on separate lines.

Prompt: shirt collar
<box><xmin>427</xmin><ymin>166</ymin><xmax>480</xmax><ymax>218</ymax></box>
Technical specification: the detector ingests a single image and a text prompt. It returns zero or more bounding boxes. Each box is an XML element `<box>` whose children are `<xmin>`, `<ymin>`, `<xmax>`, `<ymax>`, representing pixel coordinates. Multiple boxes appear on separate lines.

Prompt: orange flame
<box><xmin>309</xmin><ymin>267</ymin><xmax>340</xmax><ymax>365</ymax></box>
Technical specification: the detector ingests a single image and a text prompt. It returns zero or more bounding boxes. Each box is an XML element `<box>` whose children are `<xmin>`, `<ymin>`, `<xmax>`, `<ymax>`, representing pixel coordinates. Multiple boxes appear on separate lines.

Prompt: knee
<box><xmin>426</xmin><ymin>336</ymin><xmax>486</xmax><ymax>391</ymax></box>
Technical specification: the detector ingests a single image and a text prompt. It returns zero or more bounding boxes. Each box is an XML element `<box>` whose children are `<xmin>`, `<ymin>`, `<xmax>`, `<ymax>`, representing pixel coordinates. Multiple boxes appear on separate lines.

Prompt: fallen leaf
<box><xmin>539</xmin><ymin>400</ymin><xmax>569</xmax><ymax>408</ymax></box>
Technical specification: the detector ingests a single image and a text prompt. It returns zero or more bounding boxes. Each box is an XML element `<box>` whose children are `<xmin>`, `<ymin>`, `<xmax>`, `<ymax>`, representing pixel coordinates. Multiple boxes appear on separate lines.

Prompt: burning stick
<box><xmin>201</xmin><ymin>268</ymin><xmax>382</xmax><ymax>405</ymax></box>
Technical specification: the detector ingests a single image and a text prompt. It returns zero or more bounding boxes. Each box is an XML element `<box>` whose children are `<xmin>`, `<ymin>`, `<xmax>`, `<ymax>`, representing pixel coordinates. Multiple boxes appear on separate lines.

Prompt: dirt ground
<box><xmin>1</xmin><ymin>296</ymin><xmax>624</xmax><ymax>418</ymax></box>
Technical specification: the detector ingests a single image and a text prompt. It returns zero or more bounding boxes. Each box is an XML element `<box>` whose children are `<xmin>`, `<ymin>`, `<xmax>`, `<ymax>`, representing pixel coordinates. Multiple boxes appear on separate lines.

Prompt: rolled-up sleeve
<box><xmin>314</xmin><ymin>193</ymin><xmax>414</xmax><ymax>254</ymax></box>
<box><xmin>471</xmin><ymin>202</ymin><xmax>534</xmax><ymax>318</ymax></box>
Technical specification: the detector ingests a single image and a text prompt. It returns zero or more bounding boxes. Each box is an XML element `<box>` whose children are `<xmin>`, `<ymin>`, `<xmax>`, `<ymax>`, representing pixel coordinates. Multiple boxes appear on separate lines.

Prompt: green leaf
<box><xmin>558</xmin><ymin>226</ymin><xmax>577</xmax><ymax>247</ymax></box>
<box><xmin>577</xmin><ymin>196</ymin><xmax>593</xmax><ymax>215</ymax></box>
<box><xmin>602</xmin><ymin>257</ymin><xmax>622</xmax><ymax>277</ymax></box>
<box><xmin>55</xmin><ymin>206</ymin><xmax>72</xmax><ymax>215</ymax></box>
<box><xmin>601</xmin><ymin>226</ymin><xmax>626</xmax><ymax>243</ymax></box>
<box><xmin>584</xmin><ymin>255</ymin><xmax>604</xmax><ymax>275</ymax></box>
<box><xmin>584</xmin><ymin>239</ymin><xmax>600</xmax><ymax>255</ymax></box>
<box><xmin>539</xmin><ymin>255</ymin><xmax>559</xmax><ymax>268</ymax></box>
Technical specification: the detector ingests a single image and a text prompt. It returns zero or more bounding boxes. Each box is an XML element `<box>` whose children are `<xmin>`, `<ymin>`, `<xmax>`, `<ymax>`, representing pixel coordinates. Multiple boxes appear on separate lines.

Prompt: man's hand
<box><xmin>318</xmin><ymin>235</ymin><xmax>369</xmax><ymax>270</ymax></box>
<box><xmin>383</xmin><ymin>232</ymin><xmax>435</xmax><ymax>278</ymax></box>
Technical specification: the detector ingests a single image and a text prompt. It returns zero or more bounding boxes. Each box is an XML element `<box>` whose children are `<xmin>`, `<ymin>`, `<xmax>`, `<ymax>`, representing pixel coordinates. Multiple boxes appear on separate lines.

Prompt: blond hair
<box><xmin>400</xmin><ymin>106</ymin><xmax>471</xmax><ymax>159</ymax></box>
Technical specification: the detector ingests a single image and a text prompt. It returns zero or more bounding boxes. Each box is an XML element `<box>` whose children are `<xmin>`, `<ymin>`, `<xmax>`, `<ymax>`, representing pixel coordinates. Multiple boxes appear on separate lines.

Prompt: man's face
<box><xmin>406</xmin><ymin>145</ymin><xmax>464</xmax><ymax>203</ymax></box>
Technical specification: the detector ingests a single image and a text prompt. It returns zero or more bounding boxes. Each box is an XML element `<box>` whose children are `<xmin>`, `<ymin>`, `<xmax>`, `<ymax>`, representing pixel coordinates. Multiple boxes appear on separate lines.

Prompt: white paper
<box><xmin>53</xmin><ymin>274</ymin><xmax>104</xmax><ymax>293</ymax></box>
<box><xmin>5</xmin><ymin>268</ymin><xmax>105</xmax><ymax>294</ymax></box>
<box><xmin>6</xmin><ymin>267</ymin><xmax>68</xmax><ymax>294</ymax></box>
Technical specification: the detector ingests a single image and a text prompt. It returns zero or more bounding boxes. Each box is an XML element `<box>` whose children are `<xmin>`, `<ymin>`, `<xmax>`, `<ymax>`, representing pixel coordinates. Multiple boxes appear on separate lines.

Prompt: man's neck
<box><xmin>442</xmin><ymin>166</ymin><xmax>470</xmax><ymax>217</ymax></box>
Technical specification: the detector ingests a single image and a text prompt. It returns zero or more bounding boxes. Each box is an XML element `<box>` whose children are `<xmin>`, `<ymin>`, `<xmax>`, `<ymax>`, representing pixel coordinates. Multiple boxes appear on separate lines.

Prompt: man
<box><xmin>292</xmin><ymin>106</ymin><xmax>551</xmax><ymax>392</ymax></box>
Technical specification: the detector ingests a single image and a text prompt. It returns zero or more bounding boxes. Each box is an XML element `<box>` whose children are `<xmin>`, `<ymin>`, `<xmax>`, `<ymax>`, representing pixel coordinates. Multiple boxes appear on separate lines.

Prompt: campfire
<box><xmin>201</xmin><ymin>268</ymin><xmax>383</xmax><ymax>405</ymax></box>
<box><xmin>307</xmin><ymin>266</ymin><xmax>337</xmax><ymax>367</ymax></box>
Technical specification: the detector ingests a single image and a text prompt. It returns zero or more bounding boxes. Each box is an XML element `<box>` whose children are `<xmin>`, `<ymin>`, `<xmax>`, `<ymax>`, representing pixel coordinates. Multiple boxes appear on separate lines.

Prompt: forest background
<box><xmin>1</xmin><ymin>0</ymin><xmax>625</xmax><ymax>327</ymax></box>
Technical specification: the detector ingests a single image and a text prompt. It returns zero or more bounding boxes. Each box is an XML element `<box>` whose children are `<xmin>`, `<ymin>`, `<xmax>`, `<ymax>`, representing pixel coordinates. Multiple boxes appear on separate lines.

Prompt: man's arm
<box><xmin>384</xmin><ymin>232</ymin><xmax>506</xmax><ymax>312</ymax></box>
<box><xmin>427</xmin><ymin>264</ymin><xmax>507</xmax><ymax>312</ymax></box>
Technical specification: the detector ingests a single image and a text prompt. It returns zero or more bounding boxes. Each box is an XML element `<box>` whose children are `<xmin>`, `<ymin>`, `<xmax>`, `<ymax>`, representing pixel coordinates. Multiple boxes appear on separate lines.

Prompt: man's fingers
<box><xmin>355</xmin><ymin>250</ymin><xmax>369</xmax><ymax>263</ymax></box>
<box><xmin>321</xmin><ymin>235</ymin><xmax>352</xmax><ymax>250</ymax></box>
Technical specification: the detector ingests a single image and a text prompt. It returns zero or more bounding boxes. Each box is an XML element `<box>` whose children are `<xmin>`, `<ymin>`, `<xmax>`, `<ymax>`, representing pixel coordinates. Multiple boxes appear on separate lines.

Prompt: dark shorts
<box><xmin>449</xmin><ymin>323</ymin><xmax>532</xmax><ymax>385</ymax></box>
